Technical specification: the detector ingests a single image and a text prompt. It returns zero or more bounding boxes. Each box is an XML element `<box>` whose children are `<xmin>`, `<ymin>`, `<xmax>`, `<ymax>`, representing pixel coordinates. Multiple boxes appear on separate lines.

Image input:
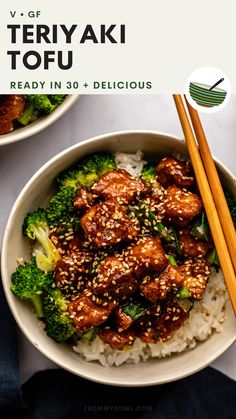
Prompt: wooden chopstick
<box><xmin>173</xmin><ymin>94</ymin><xmax>236</xmax><ymax>314</ymax></box>
<box><xmin>184</xmin><ymin>97</ymin><xmax>236</xmax><ymax>272</ymax></box>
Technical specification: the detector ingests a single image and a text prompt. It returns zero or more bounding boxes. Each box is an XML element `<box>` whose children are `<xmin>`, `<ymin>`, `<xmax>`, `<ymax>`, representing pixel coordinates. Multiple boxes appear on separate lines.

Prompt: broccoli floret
<box><xmin>18</xmin><ymin>95</ymin><xmax>65</xmax><ymax>126</ymax></box>
<box><xmin>141</xmin><ymin>163</ymin><xmax>156</xmax><ymax>185</ymax></box>
<box><xmin>25</xmin><ymin>95</ymin><xmax>65</xmax><ymax>115</ymax></box>
<box><xmin>57</xmin><ymin>168</ymin><xmax>98</xmax><ymax>191</ymax></box>
<box><xmin>57</xmin><ymin>153</ymin><xmax>116</xmax><ymax>190</ymax></box>
<box><xmin>23</xmin><ymin>208</ymin><xmax>61</xmax><ymax>270</ymax></box>
<box><xmin>82</xmin><ymin>153</ymin><xmax>116</xmax><ymax>175</ymax></box>
<box><xmin>225</xmin><ymin>190</ymin><xmax>236</xmax><ymax>227</ymax></box>
<box><xmin>17</xmin><ymin>102</ymin><xmax>37</xmax><ymax>126</ymax></box>
<box><xmin>48</xmin><ymin>95</ymin><xmax>66</xmax><ymax>107</ymax></box>
<box><xmin>26</xmin><ymin>95</ymin><xmax>55</xmax><ymax>114</ymax></box>
<box><xmin>46</xmin><ymin>187</ymin><xmax>76</xmax><ymax>228</ymax></box>
<box><xmin>43</xmin><ymin>288</ymin><xmax>75</xmax><ymax>343</ymax></box>
<box><xmin>11</xmin><ymin>257</ymin><xmax>53</xmax><ymax>318</ymax></box>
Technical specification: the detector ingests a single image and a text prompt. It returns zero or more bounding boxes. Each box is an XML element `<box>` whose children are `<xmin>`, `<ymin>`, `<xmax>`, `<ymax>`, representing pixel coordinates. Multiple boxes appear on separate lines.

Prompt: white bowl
<box><xmin>0</xmin><ymin>95</ymin><xmax>79</xmax><ymax>146</ymax></box>
<box><xmin>2</xmin><ymin>131</ymin><xmax>236</xmax><ymax>386</ymax></box>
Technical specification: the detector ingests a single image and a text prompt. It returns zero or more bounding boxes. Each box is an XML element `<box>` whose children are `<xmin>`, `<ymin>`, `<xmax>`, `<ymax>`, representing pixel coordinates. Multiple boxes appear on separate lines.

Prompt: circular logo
<box><xmin>185</xmin><ymin>67</ymin><xmax>231</xmax><ymax>113</ymax></box>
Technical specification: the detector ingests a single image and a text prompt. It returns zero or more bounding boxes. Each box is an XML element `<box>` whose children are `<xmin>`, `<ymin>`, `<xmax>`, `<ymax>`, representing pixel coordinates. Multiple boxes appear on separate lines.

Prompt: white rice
<box><xmin>72</xmin><ymin>152</ymin><xmax>228</xmax><ymax>366</ymax></box>
<box><xmin>115</xmin><ymin>150</ymin><xmax>146</xmax><ymax>177</ymax></box>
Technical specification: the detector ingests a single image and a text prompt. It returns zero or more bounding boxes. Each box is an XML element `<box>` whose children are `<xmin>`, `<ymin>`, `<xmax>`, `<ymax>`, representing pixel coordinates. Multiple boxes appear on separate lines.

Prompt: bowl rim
<box><xmin>1</xmin><ymin>129</ymin><xmax>236</xmax><ymax>386</ymax></box>
<box><xmin>0</xmin><ymin>94</ymin><xmax>79</xmax><ymax>146</ymax></box>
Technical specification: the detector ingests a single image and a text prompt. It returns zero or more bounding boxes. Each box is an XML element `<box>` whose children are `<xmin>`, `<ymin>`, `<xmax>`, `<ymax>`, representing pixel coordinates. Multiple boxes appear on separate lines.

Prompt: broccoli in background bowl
<box><xmin>0</xmin><ymin>94</ymin><xmax>66</xmax><ymax>135</ymax></box>
<box><xmin>17</xmin><ymin>95</ymin><xmax>66</xmax><ymax>127</ymax></box>
<box><xmin>0</xmin><ymin>94</ymin><xmax>79</xmax><ymax>146</ymax></box>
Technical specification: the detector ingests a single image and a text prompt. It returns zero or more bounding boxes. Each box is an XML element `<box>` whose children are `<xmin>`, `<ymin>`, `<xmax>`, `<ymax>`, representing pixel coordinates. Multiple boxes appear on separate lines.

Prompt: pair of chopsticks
<box><xmin>173</xmin><ymin>95</ymin><xmax>236</xmax><ymax>314</ymax></box>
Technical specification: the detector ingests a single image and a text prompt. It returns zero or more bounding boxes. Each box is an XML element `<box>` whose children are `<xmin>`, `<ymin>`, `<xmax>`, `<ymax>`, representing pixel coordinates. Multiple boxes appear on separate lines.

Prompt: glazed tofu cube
<box><xmin>179</xmin><ymin>229</ymin><xmax>211</xmax><ymax>258</ymax></box>
<box><xmin>68</xmin><ymin>291</ymin><xmax>116</xmax><ymax>333</ymax></box>
<box><xmin>49</xmin><ymin>223</ymin><xmax>81</xmax><ymax>255</ymax></box>
<box><xmin>140</xmin><ymin>264</ymin><xmax>184</xmax><ymax>303</ymax></box>
<box><xmin>156</xmin><ymin>300</ymin><xmax>189</xmax><ymax>341</ymax></box>
<box><xmin>98</xmin><ymin>326</ymin><xmax>135</xmax><ymax>349</ymax></box>
<box><xmin>137</xmin><ymin>300</ymin><xmax>189</xmax><ymax>343</ymax></box>
<box><xmin>163</xmin><ymin>185</ymin><xmax>203</xmax><ymax>227</ymax></box>
<box><xmin>124</xmin><ymin>235</ymin><xmax>168</xmax><ymax>278</ymax></box>
<box><xmin>179</xmin><ymin>258</ymin><xmax>211</xmax><ymax>299</ymax></box>
<box><xmin>80</xmin><ymin>200</ymin><xmax>140</xmax><ymax>248</ymax></box>
<box><xmin>91</xmin><ymin>168</ymin><xmax>148</xmax><ymax>204</ymax></box>
<box><xmin>0</xmin><ymin>95</ymin><xmax>26</xmax><ymax>134</ymax></box>
<box><xmin>54</xmin><ymin>250</ymin><xmax>93</xmax><ymax>294</ymax></box>
<box><xmin>73</xmin><ymin>187</ymin><xmax>94</xmax><ymax>212</ymax></box>
<box><xmin>113</xmin><ymin>307</ymin><xmax>134</xmax><ymax>331</ymax></box>
<box><xmin>156</xmin><ymin>156</ymin><xmax>194</xmax><ymax>189</ymax></box>
<box><xmin>93</xmin><ymin>256</ymin><xmax>137</xmax><ymax>299</ymax></box>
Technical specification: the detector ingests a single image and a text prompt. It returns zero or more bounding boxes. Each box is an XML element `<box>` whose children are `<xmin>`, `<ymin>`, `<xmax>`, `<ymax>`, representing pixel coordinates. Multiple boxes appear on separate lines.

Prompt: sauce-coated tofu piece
<box><xmin>98</xmin><ymin>326</ymin><xmax>135</xmax><ymax>349</ymax></box>
<box><xmin>49</xmin><ymin>223</ymin><xmax>81</xmax><ymax>255</ymax></box>
<box><xmin>93</xmin><ymin>256</ymin><xmax>137</xmax><ymax>299</ymax></box>
<box><xmin>179</xmin><ymin>258</ymin><xmax>211</xmax><ymax>299</ymax></box>
<box><xmin>179</xmin><ymin>229</ymin><xmax>211</xmax><ymax>258</ymax></box>
<box><xmin>140</xmin><ymin>264</ymin><xmax>184</xmax><ymax>303</ymax></box>
<box><xmin>91</xmin><ymin>168</ymin><xmax>148</xmax><ymax>204</ymax></box>
<box><xmin>54</xmin><ymin>250</ymin><xmax>93</xmax><ymax>293</ymax></box>
<box><xmin>137</xmin><ymin>300</ymin><xmax>189</xmax><ymax>343</ymax></box>
<box><xmin>124</xmin><ymin>235</ymin><xmax>168</xmax><ymax>278</ymax></box>
<box><xmin>0</xmin><ymin>95</ymin><xmax>26</xmax><ymax>134</ymax></box>
<box><xmin>68</xmin><ymin>291</ymin><xmax>116</xmax><ymax>333</ymax></box>
<box><xmin>149</xmin><ymin>179</ymin><xmax>166</xmax><ymax>202</ymax></box>
<box><xmin>163</xmin><ymin>185</ymin><xmax>203</xmax><ymax>227</ymax></box>
<box><xmin>73</xmin><ymin>187</ymin><xmax>94</xmax><ymax>213</ymax></box>
<box><xmin>80</xmin><ymin>200</ymin><xmax>140</xmax><ymax>248</ymax></box>
<box><xmin>156</xmin><ymin>156</ymin><xmax>194</xmax><ymax>189</ymax></box>
<box><xmin>113</xmin><ymin>306</ymin><xmax>134</xmax><ymax>331</ymax></box>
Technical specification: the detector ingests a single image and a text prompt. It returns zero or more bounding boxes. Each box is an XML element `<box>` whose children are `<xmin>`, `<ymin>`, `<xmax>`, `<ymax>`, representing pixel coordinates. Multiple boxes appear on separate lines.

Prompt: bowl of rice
<box><xmin>2</xmin><ymin>130</ymin><xmax>236</xmax><ymax>386</ymax></box>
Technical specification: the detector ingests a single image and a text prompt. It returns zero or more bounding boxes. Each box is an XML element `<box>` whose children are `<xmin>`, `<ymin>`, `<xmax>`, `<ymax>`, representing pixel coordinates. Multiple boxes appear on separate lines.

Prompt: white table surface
<box><xmin>0</xmin><ymin>94</ymin><xmax>236</xmax><ymax>383</ymax></box>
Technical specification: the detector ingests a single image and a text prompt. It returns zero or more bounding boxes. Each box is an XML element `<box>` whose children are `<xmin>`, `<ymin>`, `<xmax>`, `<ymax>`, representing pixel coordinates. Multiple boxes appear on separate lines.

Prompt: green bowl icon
<box><xmin>189</xmin><ymin>82</ymin><xmax>227</xmax><ymax>107</ymax></box>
